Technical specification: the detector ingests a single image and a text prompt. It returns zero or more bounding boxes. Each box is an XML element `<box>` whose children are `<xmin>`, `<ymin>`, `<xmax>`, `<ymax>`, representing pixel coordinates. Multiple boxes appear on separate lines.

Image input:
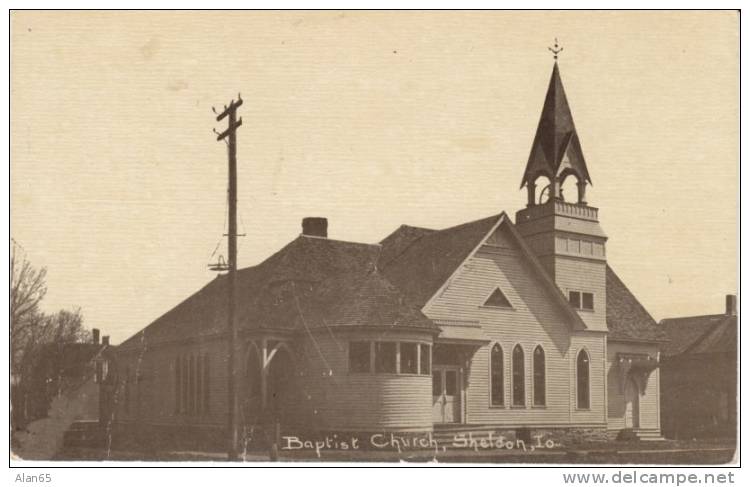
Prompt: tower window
<box><xmin>483</xmin><ymin>288</ymin><xmax>512</xmax><ymax>308</ymax></box>
<box><xmin>569</xmin><ymin>291</ymin><xmax>594</xmax><ymax>311</ymax></box>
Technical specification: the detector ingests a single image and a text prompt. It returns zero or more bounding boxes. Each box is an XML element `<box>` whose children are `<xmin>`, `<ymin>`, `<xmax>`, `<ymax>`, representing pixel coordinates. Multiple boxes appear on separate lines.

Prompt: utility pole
<box><xmin>213</xmin><ymin>94</ymin><xmax>243</xmax><ymax>461</ymax></box>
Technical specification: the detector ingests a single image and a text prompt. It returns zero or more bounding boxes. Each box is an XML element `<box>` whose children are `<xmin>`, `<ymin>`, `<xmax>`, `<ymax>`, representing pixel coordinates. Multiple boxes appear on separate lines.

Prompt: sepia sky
<box><xmin>11</xmin><ymin>11</ymin><xmax>738</xmax><ymax>343</ymax></box>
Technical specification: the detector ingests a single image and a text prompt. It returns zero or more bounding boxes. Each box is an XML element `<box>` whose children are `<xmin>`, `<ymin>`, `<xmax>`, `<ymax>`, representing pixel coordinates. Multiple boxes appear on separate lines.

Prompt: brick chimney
<box><xmin>302</xmin><ymin>217</ymin><xmax>328</xmax><ymax>238</ymax></box>
<box><xmin>102</xmin><ymin>336</ymin><xmax>110</xmax><ymax>346</ymax></box>
<box><xmin>92</xmin><ymin>328</ymin><xmax>100</xmax><ymax>345</ymax></box>
<box><xmin>726</xmin><ymin>294</ymin><xmax>737</xmax><ymax>316</ymax></box>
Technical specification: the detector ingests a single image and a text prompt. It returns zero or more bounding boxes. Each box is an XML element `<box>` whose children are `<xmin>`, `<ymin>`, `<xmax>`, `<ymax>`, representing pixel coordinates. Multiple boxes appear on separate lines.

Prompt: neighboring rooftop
<box><xmin>660</xmin><ymin>295</ymin><xmax>738</xmax><ymax>357</ymax></box>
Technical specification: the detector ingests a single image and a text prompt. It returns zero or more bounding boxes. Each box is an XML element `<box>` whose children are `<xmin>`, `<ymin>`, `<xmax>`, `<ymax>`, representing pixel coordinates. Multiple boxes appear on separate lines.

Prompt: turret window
<box><xmin>351</xmin><ymin>341</ymin><xmax>431</xmax><ymax>375</ymax></box>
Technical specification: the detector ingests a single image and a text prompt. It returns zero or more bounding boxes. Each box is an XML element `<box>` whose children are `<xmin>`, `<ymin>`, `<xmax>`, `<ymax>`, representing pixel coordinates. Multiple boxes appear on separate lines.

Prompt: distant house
<box><xmin>14</xmin><ymin>330</ymin><xmax>109</xmax><ymax>427</ymax></box>
<box><xmin>112</xmin><ymin>59</ymin><xmax>666</xmax><ymax>451</ymax></box>
<box><xmin>660</xmin><ymin>295</ymin><xmax>738</xmax><ymax>439</ymax></box>
<box><xmin>12</xmin><ymin>329</ymin><xmax>116</xmax><ymax>458</ymax></box>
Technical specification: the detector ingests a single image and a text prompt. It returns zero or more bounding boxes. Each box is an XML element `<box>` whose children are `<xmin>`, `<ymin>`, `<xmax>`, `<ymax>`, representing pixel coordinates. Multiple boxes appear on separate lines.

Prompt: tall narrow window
<box><xmin>577</xmin><ymin>350</ymin><xmax>590</xmax><ymax>409</ymax></box>
<box><xmin>190</xmin><ymin>355</ymin><xmax>196</xmax><ymax>414</ymax></box>
<box><xmin>203</xmin><ymin>354</ymin><xmax>210</xmax><ymax>414</ymax></box>
<box><xmin>181</xmin><ymin>356</ymin><xmax>188</xmax><ymax>413</ymax></box>
<box><xmin>174</xmin><ymin>357</ymin><xmax>181</xmax><ymax>414</ymax></box>
<box><xmin>124</xmin><ymin>365</ymin><xmax>131</xmax><ymax>413</ymax></box>
<box><xmin>196</xmin><ymin>354</ymin><xmax>202</xmax><ymax>415</ymax></box>
<box><xmin>533</xmin><ymin>346</ymin><xmax>546</xmax><ymax>406</ymax></box>
<box><xmin>419</xmin><ymin>344</ymin><xmax>431</xmax><ymax>375</ymax></box>
<box><xmin>491</xmin><ymin>344</ymin><xmax>504</xmax><ymax>406</ymax></box>
<box><xmin>512</xmin><ymin>345</ymin><xmax>525</xmax><ymax>406</ymax></box>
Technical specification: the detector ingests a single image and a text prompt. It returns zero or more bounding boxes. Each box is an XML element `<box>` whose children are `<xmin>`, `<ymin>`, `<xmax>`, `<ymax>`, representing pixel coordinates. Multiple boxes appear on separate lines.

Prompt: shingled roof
<box><xmin>120</xmin><ymin>212</ymin><xmax>663</xmax><ymax>350</ymax></box>
<box><xmin>119</xmin><ymin>236</ymin><xmax>434</xmax><ymax>350</ymax></box>
<box><xmin>660</xmin><ymin>313</ymin><xmax>737</xmax><ymax>357</ymax></box>
<box><xmin>605</xmin><ymin>265</ymin><xmax>666</xmax><ymax>342</ymax></box>
<box><xmin>380</xmin><ymin>214</ymin><xmax>501</xmax><ymax>306</ymax></box>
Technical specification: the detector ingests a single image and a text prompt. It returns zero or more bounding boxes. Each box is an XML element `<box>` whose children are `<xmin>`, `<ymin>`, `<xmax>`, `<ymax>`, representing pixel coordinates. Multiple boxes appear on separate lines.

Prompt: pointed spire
<box><xmin>521</xmin><ymin>60</ymin><xmax>591</xmax><ymax>190</ymax></box>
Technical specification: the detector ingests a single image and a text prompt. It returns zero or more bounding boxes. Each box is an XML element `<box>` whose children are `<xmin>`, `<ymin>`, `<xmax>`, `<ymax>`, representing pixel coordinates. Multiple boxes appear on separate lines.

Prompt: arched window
<box><xmin>512</xmin><ymin>345</ymin><xmax>525</xmax><ymax>406</ymax></box>
<box><xmin>490</xmin><ymin>344</ymin><xmax>504</xmax><ymax>406</ymax></box>
<box><xmin>577</xmin><ymin>350</ymin><xmax>590</xmax><ymax>409</ymax></box>
<box><xmin>533</xmin><ymin>346</ymin><xmax>546</xmax><ymax>406</ymax></box>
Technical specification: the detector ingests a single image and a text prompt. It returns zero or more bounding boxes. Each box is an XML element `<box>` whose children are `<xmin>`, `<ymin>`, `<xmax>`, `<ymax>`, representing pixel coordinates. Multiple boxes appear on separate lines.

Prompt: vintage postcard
<box><xmin>9</xmin><ymin>10</ymin><xmax>738</xmax><ymax>467</ymax></box>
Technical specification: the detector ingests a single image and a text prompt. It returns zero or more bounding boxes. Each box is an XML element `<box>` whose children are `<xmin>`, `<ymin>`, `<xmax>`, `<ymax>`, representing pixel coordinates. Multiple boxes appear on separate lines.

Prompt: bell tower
<box><xmin>515</xmin><ymin>43</ymin><xmax>608</xmax><ymax>332</ymax></box>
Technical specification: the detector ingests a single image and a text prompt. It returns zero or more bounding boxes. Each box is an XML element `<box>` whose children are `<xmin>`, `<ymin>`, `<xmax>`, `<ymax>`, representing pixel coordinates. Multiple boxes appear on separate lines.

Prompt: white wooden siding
<box><xmin>424</xmin><ymin>224</ymin><xmax>607</xmax><ymax>426</ymax></box>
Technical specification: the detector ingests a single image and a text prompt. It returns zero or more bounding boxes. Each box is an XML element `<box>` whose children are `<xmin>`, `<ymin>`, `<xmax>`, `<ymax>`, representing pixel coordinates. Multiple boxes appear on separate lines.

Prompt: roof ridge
<box><xmin>681</xmin><ymin>315</ymin><xmax>735</xmax><ymax>355</ymax></box>
<box><xmin>660</xmin><ymin>313</ymin><xmax>731</xmax><ymax>324</ymax></box>
<box><xmin>381</xmin><ymin>214</ymin><xmax>502</xmax><ymax>272</ymax></box>
<box><xmin>300</xmin><ymin>234</ymin><xmax>382</xmax><ymax>248</ymax></box>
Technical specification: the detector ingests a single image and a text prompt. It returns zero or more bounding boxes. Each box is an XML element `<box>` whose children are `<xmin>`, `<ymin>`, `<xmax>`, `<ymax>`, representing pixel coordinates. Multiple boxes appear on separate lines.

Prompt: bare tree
<box><xmin>10</xmin><ymin>241</ymin><xmax>89</xmax><ymax>428</ymax></box>
<box><xmin>10</xmin><ymin>241</ymin><xmax>48</xmax><ymax>375</ymax></box>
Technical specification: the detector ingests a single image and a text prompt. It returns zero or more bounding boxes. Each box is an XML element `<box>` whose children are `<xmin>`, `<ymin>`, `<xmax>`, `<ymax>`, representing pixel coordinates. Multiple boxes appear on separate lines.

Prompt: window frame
<box><xmin>532</xmin><ymin>345</ymin><xmax>546</xmax><ymax>407</ymax></box>
<box><xmin>399</xmin><ymin>342</ymin><xmax>419</xmax><ymax>375</ymax></box>
<box><xmin>511</xmin><ymin>344</ymin><xmax>526</xmax><ymax>407</ymax></box>
<box><xmin>576</xmin><ymin>349</ymin><xmax>591</xmax><ymax>410</ymax></box>
<box><xmin>569</xmin><ymin>290</ymin><xmax>595</xmax><ymax>311</ymax></box>
<box><xmin>489</xmin><ymin>343</ymin><xmax>505</xmax><ymax>407</ymax></box>
<box><xmin>582</xmin><ymin>292</ymin><xmax>594</xmax><ymax>311</ymax></box>
<box><xmin>481</xmin><ymin>287</ymin><xmax>514</xmax><ymax>309</ymax></box>
<box><xmin>419</xmin><ymin>343</ymin><xmax>431</xmax><ymax>376</ymax></box>
<box><xmin>569</xmin><ymin>290</ymin><xmax>582</xmax><ymax>309</ymax></box>
<box><xmin>374</xmin><ymin>341</ymin><xmax>398</xmax><ymax>374</ymax></box>
<box><xmin>348</xmin><ymin>341</ymin><xmax>373</xmax><ymax>373</ymax></box>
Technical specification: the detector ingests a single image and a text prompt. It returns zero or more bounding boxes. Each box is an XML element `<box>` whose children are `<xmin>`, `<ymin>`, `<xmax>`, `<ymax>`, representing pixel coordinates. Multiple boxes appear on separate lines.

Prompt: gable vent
<box><xmin>484</xmin><ymin>288</ymin><xmax>512</xmax><ymax>308</ymax></box>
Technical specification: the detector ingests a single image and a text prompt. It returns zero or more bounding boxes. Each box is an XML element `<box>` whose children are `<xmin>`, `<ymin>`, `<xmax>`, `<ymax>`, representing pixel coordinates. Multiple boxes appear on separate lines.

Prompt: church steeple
<box><xmin>521</xmin><ymin>55</ymin><xmax>591</xmax><ymax>207</ymax></box>
<box><xmin>515</xmin><ymin>49</ymin><xmax>608</xmax><ymax>333</ymax></box>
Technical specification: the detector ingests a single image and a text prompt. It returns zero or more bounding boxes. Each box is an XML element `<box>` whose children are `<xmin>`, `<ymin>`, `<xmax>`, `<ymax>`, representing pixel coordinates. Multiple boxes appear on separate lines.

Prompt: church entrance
<box><xmin>624</xmin><ymin>376</ymin><xmax>640</xmax><ymax>429</ymax></box>
<box><xmin>432</xmin><ymin>366</ymin><xmax>461</xmax><ymax>423</ymax></box>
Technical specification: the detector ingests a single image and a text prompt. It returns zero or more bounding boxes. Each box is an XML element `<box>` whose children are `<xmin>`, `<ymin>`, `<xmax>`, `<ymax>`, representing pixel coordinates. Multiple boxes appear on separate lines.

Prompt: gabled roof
<box><xmin>606</xmin><ymin>266</ymin><xmax>666</xmax><ymax>343</ymax></box>
<box><xmin>380</xmin><ymin>214</ymin><xmax>502</xmax><ymax>306</ymax></box>
<box><xmin>119</xmin><ymin>236</ymin><xmax>435</xmax><ymax>350</ymax></box>
<box><xmin>660</xmin><ymin>313</ymin><xmax>737</xmax><ymax>357</ymax></box>
<box><xmin>381</xmin><ymin>213</ymin><xmax>588</xmax><ymax>330</ymax></box>
<box><xmin>521</xmin><ymin>62</ymin><xmax>591</xmax><ymax>187</ymax></box>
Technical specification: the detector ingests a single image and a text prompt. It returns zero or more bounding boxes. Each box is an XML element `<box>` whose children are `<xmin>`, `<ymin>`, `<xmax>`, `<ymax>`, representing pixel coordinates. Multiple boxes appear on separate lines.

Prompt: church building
<box><xmin>112</xmin><ymin>58</ymin><xmax>666</xmax><ymax>449</ymax></box>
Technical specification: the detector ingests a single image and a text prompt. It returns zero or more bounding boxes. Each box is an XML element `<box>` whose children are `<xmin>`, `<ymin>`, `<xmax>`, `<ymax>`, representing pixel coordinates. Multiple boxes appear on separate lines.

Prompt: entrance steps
<box><xmin>635</xmin><ymin>429</ymin><xmax>666</xmax><ymax>442</ymax></box>
<box><xmin>612</xmin><ymin>428</ymin><xmax>665</xmax><ymax>442</ymax></box>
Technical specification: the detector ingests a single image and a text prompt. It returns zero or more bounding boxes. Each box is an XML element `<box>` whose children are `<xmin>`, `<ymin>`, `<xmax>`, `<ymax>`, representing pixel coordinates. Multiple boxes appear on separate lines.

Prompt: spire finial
<box><xmin>548</xmin><ymin>38</ymin><xmax>563</xmax><ymax>61</ymax></box>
